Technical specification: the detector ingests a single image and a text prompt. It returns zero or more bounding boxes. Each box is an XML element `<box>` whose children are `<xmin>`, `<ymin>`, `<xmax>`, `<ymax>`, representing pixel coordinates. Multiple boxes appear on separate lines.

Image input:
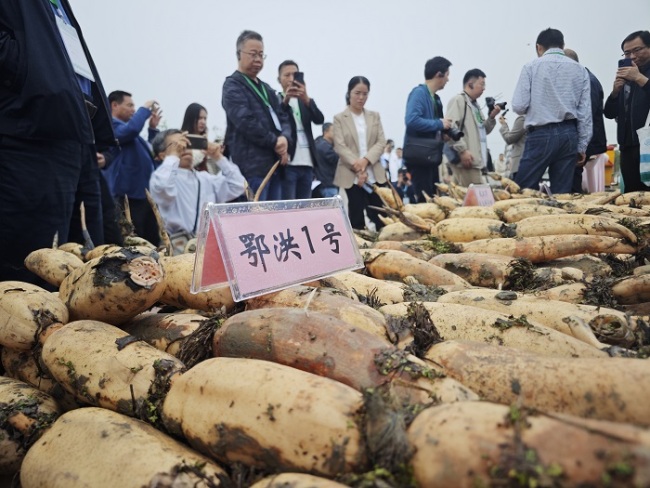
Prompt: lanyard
<box><xmin>428</xmin><ymin>92</ymin><xmax>440</xmax><ymax>118</ymax></box>
<box><xmin>50</xmin><ymin>0</ymin><xmax>59</xmax><ymax>6</ymax></box>
<box><xmin>243</xmin><ymin>75</ymin><xmax>270</xmax><ymax>107</ymax></box>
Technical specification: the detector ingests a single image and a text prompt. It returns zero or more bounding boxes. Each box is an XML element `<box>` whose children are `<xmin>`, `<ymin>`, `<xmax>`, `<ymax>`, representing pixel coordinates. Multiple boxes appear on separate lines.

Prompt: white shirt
<box><xmin>288</xmin><ymin>97</ymin><xmax>313</xmax><ymax>167</ymax></box>
<box><xmin>149</xmin><ymin>155</ymin><xmax>246</xmax><ymax>234</ymax></box>
<box><xmin>352</xmin><ymin>111</ymin><xmax>376</xmax><ymax>185</ymax></box>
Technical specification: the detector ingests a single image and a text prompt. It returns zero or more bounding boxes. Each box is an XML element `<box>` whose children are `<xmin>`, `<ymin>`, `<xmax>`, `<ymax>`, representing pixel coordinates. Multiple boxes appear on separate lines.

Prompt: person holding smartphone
<box><xmin>277</xmin><ymin>60</ymin><xmax>324</xmax><ymax>200</ymax></box>
<box><xmin>604</xmin><ymin>30</ymin><xmax>650</xmax><ymax>193</ymax></box>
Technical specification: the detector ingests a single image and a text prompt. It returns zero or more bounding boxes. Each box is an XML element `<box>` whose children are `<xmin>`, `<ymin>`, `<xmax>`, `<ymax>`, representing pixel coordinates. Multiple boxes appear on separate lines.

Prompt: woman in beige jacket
<box><xmin>333</xmin><ymin>76</ymin><xmax>387</xmax><ymax>230</ymax></box>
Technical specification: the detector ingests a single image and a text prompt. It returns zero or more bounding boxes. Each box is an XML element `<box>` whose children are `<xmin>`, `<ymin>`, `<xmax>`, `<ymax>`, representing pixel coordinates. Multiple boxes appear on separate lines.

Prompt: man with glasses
<box><xmin>446</xmin><ymin>68</ymin><xmax>501</xmax><ymax>187</ymax></box>
<box><xmin>512</xmin><ymin>28</ymin><xmax>592</xmax><ymax>194</ymax></box>
<box><xmin>222</xmin><ymin>30</ymin><xmax>292</xmax><ymax>201</ymax></box>
<box><xmin>604</xmin><ymin>30</ymin><xmax>650</xmax><ymax>193</ymax></box>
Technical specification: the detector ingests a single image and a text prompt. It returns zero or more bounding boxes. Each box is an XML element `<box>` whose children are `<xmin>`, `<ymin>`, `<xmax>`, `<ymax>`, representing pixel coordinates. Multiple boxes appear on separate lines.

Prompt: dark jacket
<box><xmin>0</xmin><ymin>0</ymin><xmax>114</xmax><ymax>146</ymax></box>
<box><xmin>604</xmin><ymin>63</ymin><xmax>650</xmax><ymax>148</ymax></box>
<box><xmin>586</xmin><ymin>68</ymin><xmax>607</xmax><ymax>158</ymax></box>
<box><xmin>102</xmin><ymin>108</ymin><xmax>157</xmax><ymax>199</ymax></box>
<box><xmin>403</xmin><ymin>84</ymin><xmax>445</xmax><ymax>165</ymax></box>
<box><xmin>278</xmin><ymin>95</ymin><xmax>324</xmax><ymax>163</ymax></box>
<box><xmin>222</xmin><ymin>71</ymin><xmax>292</xmax><ymax>179</ymax></box>
<box><xmin>314</xmin><ymin>135</ymin><xmax>339</xmax><ymax>187</ymax></box>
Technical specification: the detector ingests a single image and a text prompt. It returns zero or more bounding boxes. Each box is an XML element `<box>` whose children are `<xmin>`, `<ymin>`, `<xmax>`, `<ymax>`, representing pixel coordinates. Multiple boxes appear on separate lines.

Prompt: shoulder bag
<box><xmin>402</xmin><ymin>91</ymin><xmax>445</xmax><ymax>166</ymax></box>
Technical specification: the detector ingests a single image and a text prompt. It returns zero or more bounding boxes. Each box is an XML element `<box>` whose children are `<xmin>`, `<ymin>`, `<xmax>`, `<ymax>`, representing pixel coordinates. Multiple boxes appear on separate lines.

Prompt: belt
<box><xmin>528</xmin><ymin>119</ymin><xmax>576</xmax><ymax>133</ymax></box>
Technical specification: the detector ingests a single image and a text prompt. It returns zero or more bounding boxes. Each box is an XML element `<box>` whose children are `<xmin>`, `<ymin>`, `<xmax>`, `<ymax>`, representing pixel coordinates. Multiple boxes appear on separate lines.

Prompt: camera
<box><xmin>485</xmin><ymin>97</ymin><xmax>507</xmax><ymax>113</ymax></box>
<box><xmin>444</xmin><ymin>126</ymin><xmax>464</xmax><ymax>141</ymax></box>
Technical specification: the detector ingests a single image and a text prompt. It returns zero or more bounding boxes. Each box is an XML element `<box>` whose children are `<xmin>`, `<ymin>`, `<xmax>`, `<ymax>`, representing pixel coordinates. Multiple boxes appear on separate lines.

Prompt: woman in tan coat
<box><xmin>333</xmin><ymin>76</ymin><xmax>387</xmax><ymax>230</ymax></box>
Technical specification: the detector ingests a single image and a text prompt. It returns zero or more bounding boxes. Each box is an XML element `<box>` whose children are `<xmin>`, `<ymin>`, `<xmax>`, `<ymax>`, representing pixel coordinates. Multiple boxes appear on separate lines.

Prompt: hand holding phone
<box><xmin>293</xmin><ymin>71</ymin><xmax>305</xmax><ymax>85</ymax></box>
<box><xmin>186</xmin><ymin>134</ymin><xmax>208</xmax><ymax>150</ymax></box>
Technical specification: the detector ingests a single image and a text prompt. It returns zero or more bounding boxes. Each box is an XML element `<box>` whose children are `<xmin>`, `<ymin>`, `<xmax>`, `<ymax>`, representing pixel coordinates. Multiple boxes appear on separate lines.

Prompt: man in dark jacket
<box><xmin>0</xmin><ymin>0</ymin><xmax>115</xmax><ymax>283</ymax></box>
<box><xmin>222</xmin><ymin>30</ymin><xmax>292</xmax><ymax>201</ymax></box>
<box><xmin>313</xmin><ymin>123</ymin><xmax>340</xmax><ymax>198</ymax></box>
<box><xmin>564</xmin><ymin>49</ymin><xmax>608</xmax><ymax>193</ymax></box>
<box><xmin>277</xmin><ymin>60</ymin><xmax>324</xmax><ymax>200</ymax></box>
<box><xmin>604</xmin><ymin>30</ymin><xmax>650</xmax><ymax>193</ymax></box>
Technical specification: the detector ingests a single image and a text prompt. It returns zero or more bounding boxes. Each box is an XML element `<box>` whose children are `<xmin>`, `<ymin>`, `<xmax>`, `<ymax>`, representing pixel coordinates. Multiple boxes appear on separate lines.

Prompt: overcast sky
<box><xmin>73</xmin><ymin>0</ymin><xmax>649</xmax><ymax>155</ymax></box>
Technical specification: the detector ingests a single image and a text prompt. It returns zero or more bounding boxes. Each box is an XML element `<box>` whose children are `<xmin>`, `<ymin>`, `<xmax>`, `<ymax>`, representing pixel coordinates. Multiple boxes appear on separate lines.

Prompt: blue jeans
<box><xmin>515</xmin><ymin>121</ymin><xmax>578</xmax><ymax>194</ymax></box>
<box><xmin>282</xmin><ymin>165</ymin><xmax>313</xmax><ymax>200</ymax></box>
<box><xmin>317</xmin><ymin>185</ymin><xmax>339</xmax><ymax>198</ymax></box>
<box><xmin>247</xmin><ymin>173</ymin><xmax>283</xmax><ymax>201</ymax></box>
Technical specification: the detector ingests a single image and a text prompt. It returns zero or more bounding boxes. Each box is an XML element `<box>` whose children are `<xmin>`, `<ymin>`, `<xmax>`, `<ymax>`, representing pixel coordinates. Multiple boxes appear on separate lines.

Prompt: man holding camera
<box><xmin>149</xmin><ymin>130</ymin><xmax>245</xmax><ymax>248</ymax></box>
<box><xmin>512</xmin><ymin>28</ymin><xmax>592</xmax><ymax>194</ymax></box>
<box><xmin>277</xmin><ymin>60</ymin><xmax>324</xmax><ymax>200</ymax></box>
<box><xmin>403</xmin><ymin>56</ymin><xmax>453</xmax><ymax>198</ymax></box>
<box><xmin>445</xmin><ymin>69</ymin><xmax>501</xmax><ymax>187</ymax></box>
<box><xmin>104</xmin><ymin>90</ymin><xmax>161</xmax><ymax>245</ymax></box>
<box><xmin>604</xmin><ymin>30</ymin><xmax>650</xmax><ymax>193</ymax></box>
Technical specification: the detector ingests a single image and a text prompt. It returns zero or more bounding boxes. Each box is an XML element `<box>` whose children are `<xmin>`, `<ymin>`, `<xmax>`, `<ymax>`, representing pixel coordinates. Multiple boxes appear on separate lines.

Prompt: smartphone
<box><xmin>619</xmin><ymin>58</ymin><xmax>633</xmax><ymax>68</ymax></box>
<box><xmin>186</xmin><ymin>134</ymin><xmax>208</xmax><ymax>150</ymax></box>
<box><xmin>293</xmin><ymin>71</ymin><xmax>304</xmax><ymax>85</ymax></box>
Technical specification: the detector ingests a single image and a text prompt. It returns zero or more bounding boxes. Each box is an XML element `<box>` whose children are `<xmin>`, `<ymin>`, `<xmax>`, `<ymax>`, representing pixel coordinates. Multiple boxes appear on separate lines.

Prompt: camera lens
<box><xmin>444</xmin><ymin>127</ymin><xmax>464</xmax><ymax>141</ymax></box>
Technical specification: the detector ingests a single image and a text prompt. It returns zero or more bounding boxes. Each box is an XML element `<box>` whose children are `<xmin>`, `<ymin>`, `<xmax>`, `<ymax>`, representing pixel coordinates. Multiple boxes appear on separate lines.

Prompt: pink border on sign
<box><xmin>217</xmin><ymin>207</ymin><xmax>357</xmax><ymax>296</ymax></box>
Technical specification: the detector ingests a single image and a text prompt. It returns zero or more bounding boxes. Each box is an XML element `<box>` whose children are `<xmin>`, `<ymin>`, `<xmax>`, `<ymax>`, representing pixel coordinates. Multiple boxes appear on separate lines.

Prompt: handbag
<box><xmin>443</xmin><ymin>99</ymin><xmax>469</xmax><ymax>165</ymax></box>
<box><xmin>169</xmin><ymin>174</ymin><xmax>201</xmax><ymax>255</ymax></box>
<box><xmin>638</xmin><ymin>109</ymin><xmax>650</xmax><ymax>184</ymax></box>
<box><xmin>403</xmin><ymin>135</ymin><xmax>444</xmax><ymax>165</ymax></box>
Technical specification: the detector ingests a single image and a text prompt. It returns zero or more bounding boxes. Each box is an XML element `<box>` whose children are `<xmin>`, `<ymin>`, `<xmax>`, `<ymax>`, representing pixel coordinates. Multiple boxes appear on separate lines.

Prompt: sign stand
<box><xmin>191</xmin><ymin>197</ymin><xmax>363</xmax><ymax>302</ymax></box>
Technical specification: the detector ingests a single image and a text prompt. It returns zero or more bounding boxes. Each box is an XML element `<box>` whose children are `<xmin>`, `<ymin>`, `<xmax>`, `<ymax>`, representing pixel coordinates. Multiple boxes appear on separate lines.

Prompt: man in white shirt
<box><xmin>512</xmin><ymin>28</ymin><xmax>592</xmax><ymax>194</ymax></box>
<box><xmin>149</xmin><ymin>130</ymin><xmax>246</xmax><ymax>237</ymax></box>
<box><xmin>277</xmin><ymin>60</ymin><xmax>325</xmax><ymax>200</ymax></box>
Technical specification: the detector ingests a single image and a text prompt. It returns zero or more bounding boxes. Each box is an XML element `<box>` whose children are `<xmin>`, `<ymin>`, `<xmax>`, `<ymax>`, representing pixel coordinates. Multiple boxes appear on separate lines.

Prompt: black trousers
<box><xmin>116</xmin><ymin>196</ymin><xmax>160</xmax><ymax>246</ymax></box>
<box><xmin>345</xmin><ymin>184</ymin><xmax>386</xmax><ymax>231</ymax></box>
<box><xmin>0</xmin><ymin>136</ymin><xmax>82</xmax><ymax>283</ymax></box>
<box><xmin>408</xmin><ymin>163</ymin><xmax>439</xmax><ymax>200</ymax></box>
<box><xmin>620</xmin><ymin>145</ymin><xmax>649</xmax><ymax>193</ymax></box>
<box><xmin>68</xmin><ymin>145</ymin><xmax>104</xmax><ymax>246</ymax></box>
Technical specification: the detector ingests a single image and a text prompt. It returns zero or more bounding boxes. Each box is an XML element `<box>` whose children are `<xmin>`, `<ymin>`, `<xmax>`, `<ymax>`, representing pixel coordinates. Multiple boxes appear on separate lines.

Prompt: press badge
<box><xmin>297</xmin><ymin>130</ymin><xmax>309</xmax><ymax>147</ymax></box>
<box><xmin>269</xmin><ymin>107</ymin><xmax>282</xmax><ymax>132</ymax></box>
<box><xmin>54</xmin><ymin>15</ymin><xmax>95</xmax><ymax>81</ymax></box>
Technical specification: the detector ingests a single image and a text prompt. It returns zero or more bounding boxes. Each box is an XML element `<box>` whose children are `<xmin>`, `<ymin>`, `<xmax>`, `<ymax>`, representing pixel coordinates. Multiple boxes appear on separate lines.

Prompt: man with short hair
<box><xmin>512</xmin><ymin>28</ymin><xmax>592</xmax><ymax>194</ymax></box>
<box><xmin>313</xmin><ymin>123</ymin><xmax>340</xmax><ymax>198</ymax></box>
<box><xmin>604</xmin><ymin>30</ymin><xmax>650</xmax><ymax>193</ymax></box>
<box><xmin>277</xmin><ymin>60</ymin><xmax>324</xmax><ymax>200</ymax></box>
<box><xmin>403</xmin><ymin>56</ymin><xmax>453</xmax><ymax>197</ymax></box>
<box><xmin>446</xmin><ymin>69</ymin><xmax>501</xmax><ymax>187</ymax></box>
<box><xmin>103</xmin><ymin>90</ymin><xmax>161</xmax><ymax>244</ymax></box>
<box><xmin>222</xmin><ymin>30</ymin><xmax>292</xmax><ymax>201</ymax></box>
<box><xmin>564</xmin><ymin>48</ymin><xmax>608</xmax><ymax>193</ymax></box>
<box><xmin>149</xmin><ymin>130</ymin><xmax>246</xmax><ymax>239</ymax></box>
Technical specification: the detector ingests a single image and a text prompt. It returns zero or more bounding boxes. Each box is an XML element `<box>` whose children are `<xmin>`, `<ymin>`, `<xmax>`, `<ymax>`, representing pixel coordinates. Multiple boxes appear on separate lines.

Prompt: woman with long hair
<box><xmin>332</xmin><ymin>76</ymin><xmax>387</xmax><ymax>230</ymax></box>
<box><xmin>181</xmin><ymin>102</ymin><xmax>214</xmax><ymax>173</ymax></box>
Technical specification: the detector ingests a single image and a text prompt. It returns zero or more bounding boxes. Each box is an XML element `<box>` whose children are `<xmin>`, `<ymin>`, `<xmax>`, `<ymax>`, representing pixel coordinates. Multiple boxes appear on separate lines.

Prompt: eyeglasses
<box><xmin>622</xmin><ymin>46</ymin><xmax>647</xmax><ymax>57</ymax></box>
<box><xmin>240</xmin><ymin>51</ymin><xmax>267</xmax><ymax>60</ymax></box>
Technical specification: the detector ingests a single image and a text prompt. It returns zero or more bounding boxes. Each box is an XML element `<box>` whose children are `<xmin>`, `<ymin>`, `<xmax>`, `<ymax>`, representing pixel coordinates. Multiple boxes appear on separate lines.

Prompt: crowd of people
<box><xmin>1</xmin><ymin>1</ymin><xmax>649</xmax><ymax>284</ymax></box>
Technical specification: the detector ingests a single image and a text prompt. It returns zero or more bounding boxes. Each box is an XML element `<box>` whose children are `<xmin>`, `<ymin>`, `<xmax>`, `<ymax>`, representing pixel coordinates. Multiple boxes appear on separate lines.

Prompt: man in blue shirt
<box><xmin>103</xmin><ymin>90</ymin><xmax>161</xmax><ymax>245</ymax></box>
<box><xmin>512</xmin><ymin>28</ymin><xmax>592</xmax><ymax>194</ymax></box>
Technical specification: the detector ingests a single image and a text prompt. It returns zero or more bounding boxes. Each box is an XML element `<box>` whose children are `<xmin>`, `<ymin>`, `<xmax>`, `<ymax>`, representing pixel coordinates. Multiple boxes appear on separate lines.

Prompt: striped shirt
<box><xmin>512</xmin><ymin>48</ymin><xmax>593</xmax><ymax>153</ymax></box>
